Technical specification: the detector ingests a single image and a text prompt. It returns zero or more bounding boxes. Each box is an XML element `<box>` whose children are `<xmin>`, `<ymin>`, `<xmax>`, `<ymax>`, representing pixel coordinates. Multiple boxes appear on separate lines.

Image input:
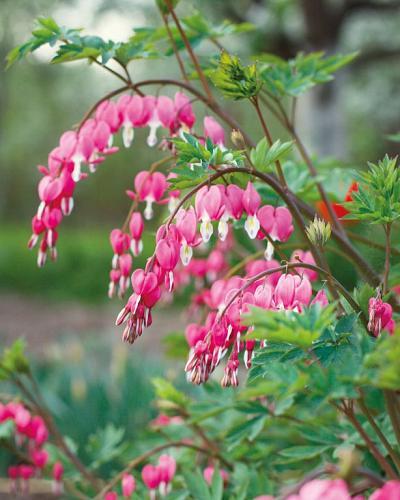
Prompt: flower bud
<box><xmin>306</xmin><ymin>216</ymin><xmax>331</xmax><ymax>247</ymax></box>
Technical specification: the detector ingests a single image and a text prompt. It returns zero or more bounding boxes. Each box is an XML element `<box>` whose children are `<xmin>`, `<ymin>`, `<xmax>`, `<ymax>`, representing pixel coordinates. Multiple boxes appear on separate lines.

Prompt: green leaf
<box><xmin>246</xmin><ymin>304</ymin><xmax>336</xmax><ymax>349</ymax></box>
<box><xmin>152</xmin><ymin>378</ymin><xmax>189</xmax><ymax>407</ymax></box>
<box><xmin>182</xmin><ymin>469</ymin><xmax>212</xmax><ymax>500</ymax></box>
<box><xmin>250</xmin><ymin>139</ymin><xmax>293</xmax><ymax>171</ymax></box>
<box><xmin>0</xmin><ymin>420</ymin><xmax>15</xmax><ymax>439</ymax></box>
<box><xmin>211</xmin><ymin>51</ymin><xmax>262</xmax><ymax>100</ymax></box>
<box><xmin>85</xmin><ymin>424</ymin><xmax>126</xmax><ymax>469</ymax></box>
<box><xmin>344</xmin><ymin>156</ymin><xmax>400</xmax><ymax>224</ymax></box>
<box><xmin>279</xmin><ymin>444</ymin><xmax>329</xmax><ymax>461</ymax></box>
<box><xmin>363</xmin><ymin>331</ymin><xmax>400</xmax><ymax>390</ymax></box>
<box><xmin>259</xmin><ymin>51</ymin><xmax>357</xmax><ymax>98</ymax></box>
<box><xmin>210</xmin><ymin>463</ymin><xmax>223</xmax><ymax>500</ymax></box>
<box><xmin>0</xmin><ymin>339</ymin><xmax>29</xmax><ymax>377</ymax></box>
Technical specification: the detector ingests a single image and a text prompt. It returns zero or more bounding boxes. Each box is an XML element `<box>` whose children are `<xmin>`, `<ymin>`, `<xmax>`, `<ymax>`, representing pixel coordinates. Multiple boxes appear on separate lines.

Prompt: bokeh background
<box><xmin>0</xmin><ymin>0</ymin><xmax>400</xmax><ymax>461</ymax></box>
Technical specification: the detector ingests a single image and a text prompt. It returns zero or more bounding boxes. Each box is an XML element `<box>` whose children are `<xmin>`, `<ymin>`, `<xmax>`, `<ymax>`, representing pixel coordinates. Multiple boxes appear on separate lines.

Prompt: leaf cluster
<box><xmin>344</xmin><ymin>155</ymin><xmax>400</xmax><ymax>224</ymax></box>
<box><xmin>211</xmin><ymin>52</ymin><xmax>262</xmax><ymax>100</ymax></box>
<box><xmin>258</xmin><ymin>51</ymin><xmax>357</xmax><ymax>98</ymax></box>
<box><xmin>169</xmin><ymin>133</ymin><xmax>244</xmax><ymax>190</ymax></box>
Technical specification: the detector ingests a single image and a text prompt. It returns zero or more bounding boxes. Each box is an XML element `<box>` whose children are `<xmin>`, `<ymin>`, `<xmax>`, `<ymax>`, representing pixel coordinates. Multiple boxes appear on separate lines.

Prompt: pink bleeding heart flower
<box><xmin>258</xmin><ymin>205</ymin><xmax>294</xmax><ymax>259</ymax></box>
<box><xmin>185</xmin><ymin>323</ymin><xmax>207</xmax><ymax>347</ymax></box>
<box><xmin>117</xmin><ymin>95</ymin><xmax>134</xmax><ymax>148</ymax></box>
<box><xmin>142</xmin><ymin>464</ymin><xmax>161</xmax><ymax>497</ymax></box>
<box><xmin>158</xmin><ymin>455</ymin><xmax>176</xmax><ymax>495</ymax></box>
<box><xmin>226</xmin><ymin>185</ymin><xmax>244</xmax><ymax>220</ymax></box>
<box><xmin>58</xmin><ymin>131</ymin><xmax>77</xmax><ymax>161</ymax></box>
<box><xmin>95</xmin><ymin>100</ymin><xmax>121</xmax><ymax>134</ymax></box>
<box><xmin>28</xmin><ymin>216</ymin><xmax>46</xmax><ymax>249</ymax></box>
<box><xmin>157</xmin><ymin>96</ymin><xmax>175</xmax><ymax>131</ymax></box>
<box><xmin>286</xmin><ymin>478</ymin><xmax>352</xmax><ymax>500</ymax></box>
<box><xmin>155</xmin><ymin>236</ymin><xmax>180</xmax><ymax>291</ymax></box>
<box><xmin>142</xmin><ymin>96</ymin><xmax>160</xmax><ymax>147</ymax></box>
<box><xmin>121</xmin><ymin>473</ymin><xmax>136</xmax><ymax>498</ymax></box>
<box><xmin>37</xmin><ymin>176</ymin><xmax>63</xmax><ymax>219</ymax></box>
<box><xmin>176</xmin><ymin>207</ymin><xmax>198</xmax><ymax>265</ymax></box>
<box><xmin>110</xmin><ymin>229</ymin><xmax>130</xmax><ymax>268</ymax></box>
<box><xmin>59</xmin><ymin>169</ymin><xmax>75</xmax><ymax>216</ymax></box>
<box><xmin>242</xmin><ymin>182</ymin><xmax>261</xmax><ymax>239</ymax></box>
<box><xmin>134</xmin><ymin>171</ymin><xmax>167</xmax><ymax>220</ymax></box>
<box><xmin>118</xmin><ymin>253</ymin><xmax>133</xmax><ymax>297</ymax></box>
<box><xmin>108</xmin><ymin>269</ymin><xmax>121</xmax><ymax>299</ymax></box>
<box><xmin>195</xmin><ymin>186</ymin><xmax>225</xmax><ymax>242</ymax></box>
<box><xmin>274</xmin><ymin>274</ymin><xmax>312</xmax><ymax>310</ymax></box>
<box><xmin>92</xmin><ymin>120</ymin><xmax>112</xmax><ymax>154</ymax></box>
<box><xmin>174</xmin><ymin>92</ymin><xmax>196</xmax><ymax>130</ymax></box>
<box><xmin>204</xmin><ymin>116</ymin><xmax>225</xmax><ymax>147</ymax></box>
<box><xmin>368</xmin><ymin>298</ymin><xmax>394</xmax><ymax>337</ymax></box>
<box><xmin>129</xmin><ymin>211</ymin><xmax>144</xmax><ymax>256</ymax></box>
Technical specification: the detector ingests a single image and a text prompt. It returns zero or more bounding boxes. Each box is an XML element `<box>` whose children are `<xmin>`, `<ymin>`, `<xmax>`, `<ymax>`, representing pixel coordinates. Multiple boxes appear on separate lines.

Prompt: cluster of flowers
<box><xmin>104</xmin><ymin>455</ymin><xmax>176</xmax><ymax>500</ymax></box>
<box><xmin>27</xmin><ymin>90</ymin><xmax>225</xmax><ymax>268</ymax></box>
<box><xmin>0</xmin><ymin>401</ymin><xmax>63</xmax><ymax>495</ymax></box>
<box><xmin>184</xmin><ymin>249</ymin><xmax>327</xmax><ymax>387</ymax></box>
<box><xmin>255</xmin><ymin>478</ymin><xmax>400</xmax><ymax>500</ymax></box>
<box><xmin>115</xmin><ymin>178</ymin><xmax>296</xmax><ymax>344</ymax></box>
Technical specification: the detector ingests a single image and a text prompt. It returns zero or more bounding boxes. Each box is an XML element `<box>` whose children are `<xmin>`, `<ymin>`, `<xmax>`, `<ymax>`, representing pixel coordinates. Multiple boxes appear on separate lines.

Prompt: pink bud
<box><xmin>121</xmin><ymin>473</ymin><xmax>136</xmax><ymax>498</ymax></box>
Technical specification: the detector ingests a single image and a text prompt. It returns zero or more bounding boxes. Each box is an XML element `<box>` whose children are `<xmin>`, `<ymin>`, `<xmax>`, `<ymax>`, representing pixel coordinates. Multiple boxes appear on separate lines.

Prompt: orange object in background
<box><xmin>316</xmin><ymin>182</ymin><xmax>358</xmax><ymax>224</ymax></box>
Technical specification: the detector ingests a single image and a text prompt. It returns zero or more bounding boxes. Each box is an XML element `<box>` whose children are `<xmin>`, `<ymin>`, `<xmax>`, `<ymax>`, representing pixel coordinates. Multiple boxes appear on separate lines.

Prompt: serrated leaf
<box><xmin>250</xmin><ymin>139</ymin><xmax>293</xmax><ymax>171</ymax></box>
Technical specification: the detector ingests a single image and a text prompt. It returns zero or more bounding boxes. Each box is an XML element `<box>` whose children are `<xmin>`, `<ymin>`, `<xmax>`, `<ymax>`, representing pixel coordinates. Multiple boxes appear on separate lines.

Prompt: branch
<box><xmin>94</xmin><ymin>440</ymin><xmax>230</xmax><ymax>499</ymax></box>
